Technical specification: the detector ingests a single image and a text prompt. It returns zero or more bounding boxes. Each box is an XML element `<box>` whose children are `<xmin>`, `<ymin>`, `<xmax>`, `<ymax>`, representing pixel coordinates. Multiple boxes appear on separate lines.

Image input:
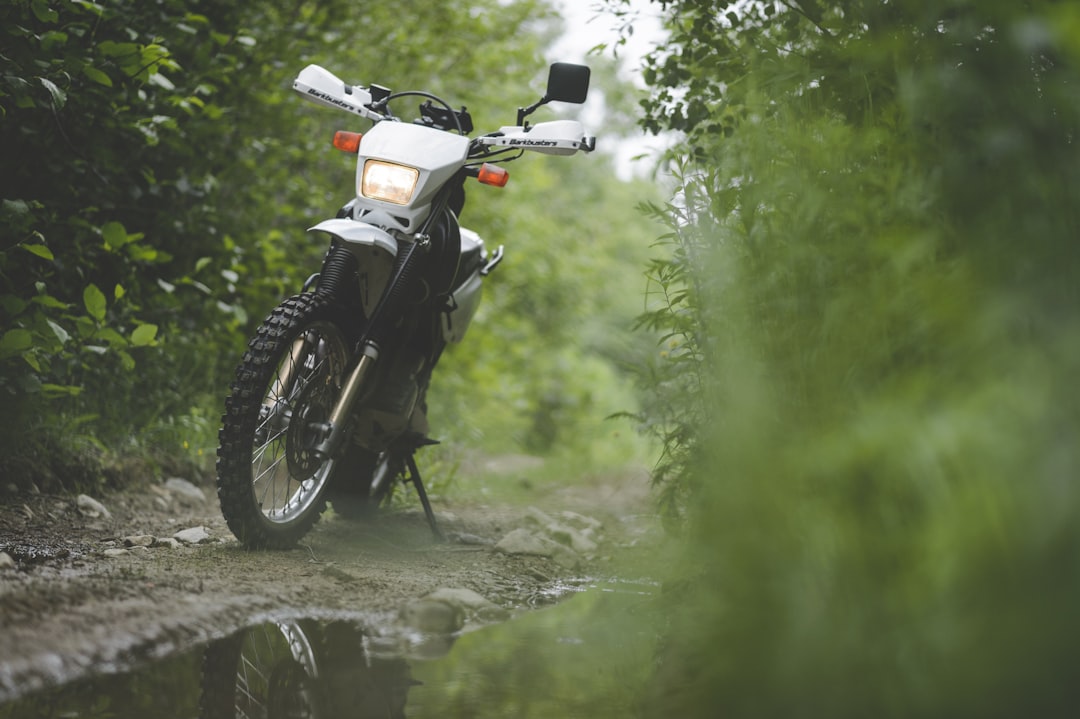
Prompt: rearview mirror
<box><xmin>517</xmin><ymin>63</ymin><xmax>591</xmax><ymax>125</ymax></box>
<box><xmin>546</xmin><ymin>62</ymin><xmax>590</xmax><ymax>104</ymax></box>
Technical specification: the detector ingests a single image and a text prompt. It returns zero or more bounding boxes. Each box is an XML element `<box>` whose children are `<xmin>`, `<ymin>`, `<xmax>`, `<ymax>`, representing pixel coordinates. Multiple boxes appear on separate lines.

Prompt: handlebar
<box><xmin>293</xmin><ymin>64</ymin><xmax>595</xmax><ymax>155</ymax></box>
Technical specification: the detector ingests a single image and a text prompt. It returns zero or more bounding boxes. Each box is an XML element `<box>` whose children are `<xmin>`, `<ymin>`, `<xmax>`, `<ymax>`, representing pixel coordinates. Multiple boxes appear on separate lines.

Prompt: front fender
<box><xmin>307</xmin><ymin>218</ymin><xmax>397</xmax><ymax>257</ymax></box>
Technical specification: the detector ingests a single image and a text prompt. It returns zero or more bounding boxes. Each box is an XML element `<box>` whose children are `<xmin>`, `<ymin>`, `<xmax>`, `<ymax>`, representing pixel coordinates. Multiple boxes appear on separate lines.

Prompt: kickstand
<box><xmin>405</xmin><ymin>453</ymin><xmax>444</xmax><ymax>542</ymax></box>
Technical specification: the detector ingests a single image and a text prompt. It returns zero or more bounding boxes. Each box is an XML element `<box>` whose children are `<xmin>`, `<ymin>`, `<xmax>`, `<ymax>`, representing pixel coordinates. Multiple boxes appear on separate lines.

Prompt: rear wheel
<box><xmin>328</xmin><ymin>447</ymin><xmax>399</xmax><ymax>520</ymax></box>
<box><xmin>217</xmin><ymin>293</ymin><xmax>351</xmax><ymax>548</ymax></box>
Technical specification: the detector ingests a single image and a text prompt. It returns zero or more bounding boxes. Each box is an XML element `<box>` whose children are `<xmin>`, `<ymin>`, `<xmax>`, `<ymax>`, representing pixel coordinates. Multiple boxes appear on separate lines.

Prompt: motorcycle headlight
<box><xmin>361</xmin><ymin>160</ymin><xmax>419</xmax><ymax>205</ymax></box>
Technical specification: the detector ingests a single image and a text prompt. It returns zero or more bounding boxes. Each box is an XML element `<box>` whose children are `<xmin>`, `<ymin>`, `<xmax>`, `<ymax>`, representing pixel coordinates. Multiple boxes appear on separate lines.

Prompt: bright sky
<box><xmin>551</xmin><ymin>0</ymin><xmax>665</xmax><ymax>81</ymax></box>
<box><xmin>550</xmin><ymin>0</ymin><xmax>670</xmax><ymax>178</ymax></box>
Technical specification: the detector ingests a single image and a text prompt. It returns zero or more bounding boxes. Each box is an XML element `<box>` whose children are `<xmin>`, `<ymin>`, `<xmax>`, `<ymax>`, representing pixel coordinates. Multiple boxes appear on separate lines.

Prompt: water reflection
<box><xmin>0</xmin><ymin>583</ymin><xmax>656</xmax><ymax>719</ymax></box>
<box><xmin>201</xmin><ymin>619</ymin><xmax>418</xmax><ymax>719</ymax></box>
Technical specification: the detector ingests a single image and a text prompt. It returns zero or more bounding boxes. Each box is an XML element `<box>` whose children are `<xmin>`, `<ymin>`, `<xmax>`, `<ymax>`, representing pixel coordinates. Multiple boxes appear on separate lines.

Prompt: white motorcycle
<box><xmin>216</xmin><ymin>62</ymin><xmax>594</xmax><ymax>548</ymax></box>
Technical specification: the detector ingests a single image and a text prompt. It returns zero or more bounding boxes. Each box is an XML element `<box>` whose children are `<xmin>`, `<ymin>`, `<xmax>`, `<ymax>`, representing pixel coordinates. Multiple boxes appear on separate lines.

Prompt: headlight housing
<box><xmin>361</xmin><ymin>160</ymin><xmax>419</xmax><ymax>205</ymax></box>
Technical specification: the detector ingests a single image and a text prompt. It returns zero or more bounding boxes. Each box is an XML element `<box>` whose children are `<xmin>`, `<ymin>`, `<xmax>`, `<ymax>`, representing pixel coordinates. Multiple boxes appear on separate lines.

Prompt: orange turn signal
<box><xmin>332</xmin><ymin>130</ymin><xmax>362</xmax><ymax>153</ymax></box>
<box><xmin>477</xmin><ymin>163</ymin><xmax>510</xmax><ymax>187</ymax></box>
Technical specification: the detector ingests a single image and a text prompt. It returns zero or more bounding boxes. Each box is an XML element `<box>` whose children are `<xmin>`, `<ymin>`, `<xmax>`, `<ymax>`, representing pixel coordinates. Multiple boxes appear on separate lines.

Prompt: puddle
<box><xmin>0</xmin><ymin>580</ymin><xmax>657</xmax><ymax>719</ymax></box>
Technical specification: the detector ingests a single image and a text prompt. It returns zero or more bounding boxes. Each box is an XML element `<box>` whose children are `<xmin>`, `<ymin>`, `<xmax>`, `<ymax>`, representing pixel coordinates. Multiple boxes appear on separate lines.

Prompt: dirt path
<box><xmin>0</xmin><ymin>465</ymin><xmax>656</xmax><ymax>704</ymax></box>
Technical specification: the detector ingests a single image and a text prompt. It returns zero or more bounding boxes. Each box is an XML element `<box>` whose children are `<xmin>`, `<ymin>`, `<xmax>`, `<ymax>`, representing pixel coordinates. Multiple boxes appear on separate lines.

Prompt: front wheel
<box><xmin>217</xmin><ymin>293</ymin><xmax>352</xmax><ymax>548</ymax></box>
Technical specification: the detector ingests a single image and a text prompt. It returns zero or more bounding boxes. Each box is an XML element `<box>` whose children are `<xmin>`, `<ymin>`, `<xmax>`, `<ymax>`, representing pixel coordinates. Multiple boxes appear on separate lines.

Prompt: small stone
<box><xmin>546</xmin><ymin>523</ymin><xmax>599</xmax><ymax>556</ymax></box>
<box><xmin>558</xmin><ymin>510</ymin><xmax>603</xmax><ymax>532</ymax></box>
<box><xmin>424</xmin><ymin>587</ymin><xmax>509</xmax><ymax>623</ymax></box>
<box><xmin>495</xmin><ymin>528</ymin><xmax>552</xmax><ymax>557</ymax></box>
<box><xmin>76</xmin><ymin>494</ymin><xmax>111</xmax><ymax>519</ymax></box>
<box><xmin>401</xmin><ymin>598</ymin><xmax>465</xmax><ymax>634</ymax></box>
<box><xmin>173</xmin><ymin>526</ymin><xmax>210</xmax><ymax>544</ymax></box>
<box><xmin>495</xmin><ymin>528</ymin><xmax>580</xmax><ymax>569</ymax></box>
<box><xmin>524</xmin><ymin>506</ymin><xmax>556</xmax><ymax>527</ymax></box>
<box><xmin>123</xmin><ymin>535</ymin><xmax>155</xmax><ymax>548</ymax></box>
<box><xmin>156</xmin><ymin>537</ymin><xmax>182</xmax><ymax>549</ymax></box>
<box><xmin>103</xmin><ymin>548</ymin><xmax>130</xmax><ymax>558</ymax></box>
<box><xmin>129</xmin><ymin>546</ymin><xmax>151</xmax><ymax>557</ymax></box>
<box><xmin>447</xmin><ymin>531</ymin><xmax>492</xmax><ymax>546</ymax></box>
<box><xmin>0</xmin><ymin>552</ymin><xmax>15</xmax><ymax>570</ymax></box>
<box><xmin>164</xmin><ymin>478</ymin><xmax>206</xmax><ymax>504</ymax></box>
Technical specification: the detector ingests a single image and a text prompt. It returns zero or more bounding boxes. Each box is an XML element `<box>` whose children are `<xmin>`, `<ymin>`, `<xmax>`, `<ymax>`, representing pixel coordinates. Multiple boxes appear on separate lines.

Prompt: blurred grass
<box><xmin>623</xmin><ymin>2</ymin><xmax>1080</xmax><ymax>716</ymax></box>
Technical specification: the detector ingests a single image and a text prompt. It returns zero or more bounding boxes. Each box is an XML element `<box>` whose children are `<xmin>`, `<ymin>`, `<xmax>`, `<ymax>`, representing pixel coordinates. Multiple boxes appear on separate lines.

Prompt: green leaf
<box><xmin>126</xmin><ymin>244</ymin><xmax>159</xmax><ymax>262</ymax></box>
<box><xmin>39</xmin><ymin>77</ymin><xmax>66</xmax><ymax>110</ymax></box>
<box><xmin>1</xmin><ymin>295</ymin><xmax>28</xmax><ymax>315</ymax></box>
<box><xmin>1</xmin><ymin>199</ymin><xmax>31</xmax><ymax>217</ymax></box>
<box><xmin>71</xmin><ymin>1</ymin><xmax>105</xmax><ymax>17</ymax></box>
<box><xmin>30</xmin><ymin>294</ymin><xmax>68</xmax><ymax>309</ymax></box>
<box><xmin>130</xmin><ymin>323</ymin><xmax>158</xmax><ymax>347</ymax></box>
<box><xmin>41</xmin><ymin>383</ymin><xmax>83</xmax><ymax>398</ymax></box>
<box><xmin>0</xmin><ymin>329</ymin><xmax>34</xmax><ymax>358</ymax></box>
<box><xmin>30</xmin><ymin>0</ymin><xmax>59</xmax><ymax>23</ymax></box>
<box><xmin>22</xmin><ymin>244</ymin><xmax>54</xmax><ymax>261</ymax></box>
<box><xmin>194</xmin><ymin>256</ymin><xmax>212</xmax><ymax>273</ymax></box>
<box><xmin>101</xmin><ymin>220</ymin><xmax>130</xmax><ymax>249</ymax></box>
<box><xmin>83</xmin><ymin>283</ymin><xmax>106</xmax><ymax>321</ymax></box>
<box><xmin>46</xmin><ymin>319</ymin><xmax>70</xmax><ymax>344</ymax></box>
<box><xmin>40</xmin><ymin>30</ymin><xmax>67</xmax><ymax>51</ymax></box>
<box><xmin>114</xmin><ymin>284</ymin><xmax>125</xmax><ymax>300</ymax></box>
<box><xmin>98</xmin><ymin>41</ymin><xmax>138</xmax><ymax>58</ymax></box>
<box><xmin>82</xmin><ymin>66</ymin><xmax>113</xmax><ymax>87</ymax></box>
<box><xmin>117</xmin><ymin>350</ymin><xmax>135</xmax><ymax>371</ymax></box>
<box><xmin>94</xmin><ymin>327</ymin><xmax>127</xmax><ymax>349</ymax></box>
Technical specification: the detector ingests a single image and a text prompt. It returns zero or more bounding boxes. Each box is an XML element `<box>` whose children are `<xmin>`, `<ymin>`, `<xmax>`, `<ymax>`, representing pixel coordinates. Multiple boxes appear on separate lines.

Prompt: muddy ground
<box><xmin>0</xmin><ymin>461</ymin><xmax>657</xmax><ymax>704</ymax></box>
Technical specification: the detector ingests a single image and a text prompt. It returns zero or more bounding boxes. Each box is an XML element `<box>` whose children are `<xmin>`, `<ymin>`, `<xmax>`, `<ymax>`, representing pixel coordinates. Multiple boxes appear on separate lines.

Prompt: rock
<box><xmin>76</xmin><ymin>494</ymin><xmax>111</xmax><ymax>519</ymax></box>
<box><xmin>495</xmin><ymin>528</ymin><xmax>580</xmax><ymax>569</ymax></box>
<box><xmin>123</xmin><ymin>535</ymin><xmax>155</xmax><ymax>548</ymax></box>
<box><xmin>320</xmin><ymin>565</ymin><xmax>359</xmax><ymax>585</ymax></box>
<box><xmin>173</xmin><ymin>526</ymin><xmax>210</xmax><ymax>544</ymax></box>
<box><xmin>447</xmin><ymin>531</ymin><xmax>493</xmax><ymax>546</ymax></box>
<box><xmin>155</xmin><ymin>537</ymin><xmax>182</xmax><ymax>549</ymax></box>
<box><xmin>163</xmin><ymin>478</ymin><xmax>206</xmax><ymax>504</ymax></box>
<box><xmin>103</xmin><ymin>548</ymin><xmax>129</xmax><ymax>558</ymax></box>
<box><xmin>546</xmin><ymin>523</ymin><xmax>599</xmax><ymax>556</ymax></box>
<box><xmin>525</xmin><ymin>506</ymin><xmax>556</xmax><ymax>527</ymax></box>
<box><xmin>423</xmin><ymin>587</ymin><xmax>509</xmax><ymax>623</ymax></box>
<box><xmin>495</xmin><ymin>528</ymin><xmax>553</xmax><ymax>557</ymax></box>
<box><xmin>401</xmin><ymin>598</ymin><xmax>465</xmax><ymax>634</ymax></box>
<box><xmin>0</xmin><ymin>552</ymin><xmax>15</xmax><ymax>570</ymax></box>
<box><xmin>558</xmin><ymin>510</ymin><xmax>603</xmax><ymax>533</ymax></box>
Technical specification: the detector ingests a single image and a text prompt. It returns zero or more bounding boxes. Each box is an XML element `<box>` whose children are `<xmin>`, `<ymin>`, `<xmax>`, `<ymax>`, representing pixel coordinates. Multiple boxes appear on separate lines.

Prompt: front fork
<box><xmin>310</xmin><ymin>237</ymin><xmax>426</xmax><ymax>461</ymax></box>
<box><xmin>311</xmin><ymin>342</ymin><xmax>378</xmax><ymax>459</ymax></box>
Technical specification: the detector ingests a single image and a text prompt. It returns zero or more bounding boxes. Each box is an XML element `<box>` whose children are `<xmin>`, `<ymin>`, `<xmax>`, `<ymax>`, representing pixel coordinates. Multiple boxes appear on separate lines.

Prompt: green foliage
<box><xmin>0</xmin><ymin>0</ymin><xmax>656</xmax><ymax>487</ymax></box>
<box><xmin>618</xmin><ymin>0</ymin><xmax>1080</xmax><ymax>715</ymax></box>
<box><xmin>429</xmin><ymin>153</ymin><xmax>662</xmax><ymax>465</ymax></box>
<box><xmin>0</xmin><ymin>0</ymin><xmax>266</xmax><ymax>481</ymax></box>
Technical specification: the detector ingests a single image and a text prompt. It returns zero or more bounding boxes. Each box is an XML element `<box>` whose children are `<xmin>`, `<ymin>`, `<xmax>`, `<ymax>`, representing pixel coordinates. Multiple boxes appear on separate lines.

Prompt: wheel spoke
<box><xmin>217</xmin><ymin>295</ymin><xmax>350</xmax><ymax>547</ymax></box>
